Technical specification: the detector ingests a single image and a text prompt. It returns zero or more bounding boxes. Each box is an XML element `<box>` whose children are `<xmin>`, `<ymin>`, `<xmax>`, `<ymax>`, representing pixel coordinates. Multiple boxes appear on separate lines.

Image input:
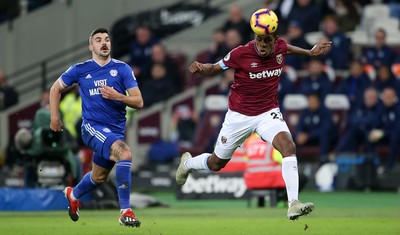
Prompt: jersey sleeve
<box><xmin>121</xmin><ymin>63</ymin><xmax>138</xmax><ymax>90</ymax></box>
<box><xmin>219</xmin><ymin>47</ymin><xmax>241</xmax><ymax>70</ymax></box>
<box><xmin>60</xmin><ymin>65</ymin><xmax>78</xmax><ymax>86</ymax></box>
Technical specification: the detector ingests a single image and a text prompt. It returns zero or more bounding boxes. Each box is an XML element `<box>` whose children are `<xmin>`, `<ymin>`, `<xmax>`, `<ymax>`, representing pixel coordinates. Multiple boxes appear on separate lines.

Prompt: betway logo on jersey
<box><xmin>249</xmin><ymin>68</ymin><xmax>283</xmax><ymax>79</ymax></box>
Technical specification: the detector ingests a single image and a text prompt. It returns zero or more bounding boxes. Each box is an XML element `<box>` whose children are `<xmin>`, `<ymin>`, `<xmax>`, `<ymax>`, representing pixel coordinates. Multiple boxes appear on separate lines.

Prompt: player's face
<box><xmin>254</xmin><ymin>34</ymin><xmax>276</xmax><ymax>57</ymax></box>
<box><xmin>90</xmin><ymin>33</ymin><xmax>111</xmax><ymax>59</ymax></box>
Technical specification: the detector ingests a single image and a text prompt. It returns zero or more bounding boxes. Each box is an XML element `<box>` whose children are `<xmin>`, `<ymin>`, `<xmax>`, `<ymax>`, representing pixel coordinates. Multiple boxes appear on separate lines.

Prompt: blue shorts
<box><xmin>81</xmin><ymin>120</ymin><xmax>124</xmax><ymax>170</ymax></box>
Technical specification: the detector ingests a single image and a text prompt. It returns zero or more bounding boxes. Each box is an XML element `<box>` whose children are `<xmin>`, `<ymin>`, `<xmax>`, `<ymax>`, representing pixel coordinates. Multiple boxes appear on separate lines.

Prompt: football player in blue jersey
<box><xmin>49</xmin><ymin>28</ymin><xmax>143</xmax><ymax>227</ymax></box>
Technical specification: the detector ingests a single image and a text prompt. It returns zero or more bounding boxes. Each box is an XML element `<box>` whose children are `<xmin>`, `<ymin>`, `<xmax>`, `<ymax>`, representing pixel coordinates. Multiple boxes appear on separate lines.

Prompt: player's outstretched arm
<box><xmin>49</xmin><ymin>77</ymin><xmax>67</xmax><ymax>132</ymax></box>
<box><xmin>188</xmin><ymin>61</ymin><xmax>223</xmax><ymax>77</ymax></box>
<box><xmin>287</xmin><ymin>41</ymin><xmax>332</xmax><ymax>56</ymax></box>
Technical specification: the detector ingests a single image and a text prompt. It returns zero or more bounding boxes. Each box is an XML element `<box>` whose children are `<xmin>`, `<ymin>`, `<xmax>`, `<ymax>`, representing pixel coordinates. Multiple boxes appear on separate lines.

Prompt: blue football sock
<box><xmin>116</xmin><ymin>160</ymin><xmax>132</xmax><ymax>210</ymax></box>
<box><xmin>72</xmin><ymin>172</ymin><xmax>98</xmax><ymax>199</ymax></box>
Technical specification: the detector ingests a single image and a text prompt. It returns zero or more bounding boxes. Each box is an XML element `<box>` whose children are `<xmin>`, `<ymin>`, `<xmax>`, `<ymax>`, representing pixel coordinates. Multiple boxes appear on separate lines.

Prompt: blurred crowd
<box><xmin>1</xmin><ymin>0</ymin><xmax>400</xmax><ymax>188</ymax></box>
<box><xmin>158</xmin><ymin>0</ymin><xmax>400</xmax><ymax>176</ymax></box>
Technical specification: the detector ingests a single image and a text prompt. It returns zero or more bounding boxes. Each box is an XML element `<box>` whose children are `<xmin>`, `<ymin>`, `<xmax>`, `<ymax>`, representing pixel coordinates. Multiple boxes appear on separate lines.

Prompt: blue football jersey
<box><xmin>61</xmin><ymin>59</ymin><xmax>138</xmax><ymax>133</ymax></box>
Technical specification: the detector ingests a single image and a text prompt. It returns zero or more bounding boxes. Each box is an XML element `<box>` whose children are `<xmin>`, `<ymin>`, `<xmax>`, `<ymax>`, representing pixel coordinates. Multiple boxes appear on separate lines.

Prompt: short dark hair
<box><xmin>89</xmin><ymin>28</ymin><xmax>109</xmax><ymax>44</ymax></box>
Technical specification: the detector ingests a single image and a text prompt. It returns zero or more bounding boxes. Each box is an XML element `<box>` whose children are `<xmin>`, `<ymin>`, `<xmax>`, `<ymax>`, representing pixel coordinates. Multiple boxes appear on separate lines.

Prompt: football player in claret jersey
<box><xmin>176</xmin><ymin>10</ymin><xmax>332</xmax><ymax>220</ymax></box>
<box><xmin>49</xmin><ymin>28</ymin><xmax>143</xmax><ymax>227</ymax></box>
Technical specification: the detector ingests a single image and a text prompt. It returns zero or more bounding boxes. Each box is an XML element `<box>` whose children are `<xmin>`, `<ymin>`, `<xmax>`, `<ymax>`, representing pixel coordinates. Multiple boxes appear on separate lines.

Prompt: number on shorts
<box><xmin>271</xmin><ymin>111</ymin><xmax>284</xmax><ymax>121</ymax></box>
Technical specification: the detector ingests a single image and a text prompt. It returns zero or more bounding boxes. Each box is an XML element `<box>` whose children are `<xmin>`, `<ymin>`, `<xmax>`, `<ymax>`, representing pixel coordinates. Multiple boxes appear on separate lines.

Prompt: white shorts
<box><xmin>214</xmin><ymin>108</ymin><xmax>290</xmax><ymax>160</ymax></box>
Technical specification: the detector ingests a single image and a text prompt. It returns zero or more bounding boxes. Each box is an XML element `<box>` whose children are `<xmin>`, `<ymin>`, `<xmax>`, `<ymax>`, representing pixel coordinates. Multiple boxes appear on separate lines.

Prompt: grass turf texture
<box><xmin>0</xmin><ymin>191</ymin><xmax>399</xmax><ymax>235</ymax></box>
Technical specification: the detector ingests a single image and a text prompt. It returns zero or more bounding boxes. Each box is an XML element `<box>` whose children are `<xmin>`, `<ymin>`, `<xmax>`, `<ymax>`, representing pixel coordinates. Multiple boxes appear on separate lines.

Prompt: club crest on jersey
<box><xmin>250</xmin><ymin>62</ymin><xmax>258</xmax><ymax>68</ymax></box>
<box><xmin>276</xmin><ymin>54</ymin><xmax>283</xmax><ymax>64</ymax></box>
<box><xmin>110</xmin><ymin>69</ymin><xmax>118</xmax><ymax>77</ymax></box>
<box><xmin>221</xmin><ymin>136</ymin><xmax>227</xmax><ymax>144</ymax></box>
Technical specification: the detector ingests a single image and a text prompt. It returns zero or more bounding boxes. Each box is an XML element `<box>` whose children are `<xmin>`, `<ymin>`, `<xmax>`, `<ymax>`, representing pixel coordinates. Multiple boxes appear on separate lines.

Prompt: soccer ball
<box><xmin>250</xmin><ymin>8</ymin><xmax>279</xmax><ymax>35</ymax></box>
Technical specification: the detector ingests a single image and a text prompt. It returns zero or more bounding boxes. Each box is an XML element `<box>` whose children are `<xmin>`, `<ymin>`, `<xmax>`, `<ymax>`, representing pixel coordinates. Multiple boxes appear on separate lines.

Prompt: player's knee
<box><xmin>111</xmin><ymin>141</ymin><xmax>132</xmax><ymax>161</ymax></box>
<box><xmin>119</xmin><ymin>149</ymin><xmax>132</xmax><ymax>161</ymax></box>
<box><xmin>92</xmin><ymin>174</ymin><xmax>108</xmax><ymax>184</ymax></box>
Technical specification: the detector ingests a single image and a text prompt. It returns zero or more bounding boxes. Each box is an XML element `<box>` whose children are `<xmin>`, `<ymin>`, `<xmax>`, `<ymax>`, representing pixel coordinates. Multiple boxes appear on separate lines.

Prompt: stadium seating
<box><xmin>282</xmin><ymin>94</ymin><xmax>308</xmax><ymax>133</ymax></box>
<box><xmin>324</xmin><ymin>94</ymin><xmax>350</xmax><ymax>136</ymax></box>
<box><xmin>184</xmin><ymin>49</ymin><xmax>214</xmax><ymax>89</ymax></box>
<box><xmin>361</xmin><ymin>3</ymin><xmax>390</xmax><ymax>30</ymax></box>
<box><xmin>283</xmin><ymin>94</ymin><xmax>350</xmax><ymax>162</ymax></box>
<box><xmin>179</xmin><ymin>95</ymin><xmax>227</xmax><ymax>156</ymax></box>
<box><xmin>168</xmin><ymin>51</ymin><xmax>187</xmax><ymax>90</ymax></box>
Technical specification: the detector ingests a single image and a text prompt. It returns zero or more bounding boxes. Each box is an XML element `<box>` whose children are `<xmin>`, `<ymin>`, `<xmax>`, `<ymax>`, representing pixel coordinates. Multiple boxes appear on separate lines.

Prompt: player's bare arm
<box><xmin>99</xmin><ymin>84</ymin><xmax>143</xmax><ymax>109</ymax></box>
<box><xmin>188</xmin><ymin>61</ymin><xmax>223</xmax><ymax>76</ymax></box>
<box><xmin>287</xmin><ymin>41</ymin><xmax>332</xmax><ymax>56</ymax></box>
<box><xmin>49</xmin><ymin>77</ymin><xmax>68</xmax><ymax>132</ymax></box>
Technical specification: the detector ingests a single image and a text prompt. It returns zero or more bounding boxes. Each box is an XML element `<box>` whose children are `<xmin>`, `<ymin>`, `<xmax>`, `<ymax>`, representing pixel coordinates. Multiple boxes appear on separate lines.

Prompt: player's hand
<box><xmin>100</xmin><ymin>84</ymin><xmax>122</xmax><ymax>100</ymax></box>
<box><xmin>50</xmin><ymin>118</ymin><xmax>63</xmax><ymax>132</ymax></box>
<box><xmin>188</xmin><ymin>61</ymin><xmax>204</xmax><ymax>74</ymax></box>
<box><xmin>310</xmin><ymin>41</ymin><xmax>332</xmax><ymax>56</ymax></box>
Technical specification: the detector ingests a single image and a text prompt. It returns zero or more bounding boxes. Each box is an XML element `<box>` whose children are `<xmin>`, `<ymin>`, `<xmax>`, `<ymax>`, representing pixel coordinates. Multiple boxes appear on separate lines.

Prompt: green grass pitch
<box><xmin>0</xmin><ymin>191</ymin><xmax>399</xmax><ymax>235</ymax></box>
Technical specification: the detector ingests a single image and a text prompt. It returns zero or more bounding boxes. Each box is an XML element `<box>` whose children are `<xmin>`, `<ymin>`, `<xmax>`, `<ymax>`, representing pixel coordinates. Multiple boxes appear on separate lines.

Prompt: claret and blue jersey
<box><xmin>61</xmin><ymin>58</ymin><xmax>138</xmax><ymax>134</ymax></box>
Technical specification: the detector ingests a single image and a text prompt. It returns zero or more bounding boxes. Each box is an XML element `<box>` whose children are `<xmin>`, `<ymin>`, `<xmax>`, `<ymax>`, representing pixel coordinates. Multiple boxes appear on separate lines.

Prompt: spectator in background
<box><xmin>334</xmin><ymin>0</ymin><xmax>360</xmax><ymax>32</ymax></box>
<box><xmin>218</xmin><ymin>69</ymin><xmax>235</xmax><ymax>96</ymax></box>
<box><xmin>262</xmin><ymin>0</ymin><xmax>279</xmax><ymax>11</ymax></box>
<box><xmin>209</xmin><ymin>28</ymin><xmax>227</xmax><ymax>62</ymax></box>
<box><xmin>388</xmin><ymin>1</ymin><xmax>400</xmax><ymax>19</ymax></box>
<box><xmin>225</xmin><ymin>28</ymin><xmax>244</xmax><ymax>52</ymax></box>
<box><xmin>353</xmin><ymin>0</ymin><xmax>373</xmax><ymax>9</ymax></box>
<box><xmin>374</xmin><ymin>65</ymin><xmax>400</xmax><ymax>96</ymax></box>
<box><xmin>221</xmin><ymin>4</ymin><xmax>252</xmax><ymax>42</ymax></box>
<box><xmin>274</xmin><ymin>0</ymin><xmax>296</xmax><ymax>35</ymax></box>
<box><xmin>278</xmin><ymin>69</ymin><xmax>296</xmax><ymax>111</ymax></box>
<box><xmin>392</xmin><ymin>55</ymin><xmax>400</xmax><ymax>79</ymax></box>
<box><xmin>361</xmin><ymin>28</ymin><xmax>396</xmax><ymax>69</ymax></box>
<box><xmin>129</xmin><ymin>26</ymin><xmax>159</xmax><ymax>77</ymax></box>
<box><xmin>209</xmin><ymin>28</ymin><xmax>243</xmax><ymax>66</ymax></box>
<box><xmin>13</xmin><ymin>90</ymin><xmax>81</xmax><ymax>187</ymax></box>
<box><xmin>321</xmin><ymin>0</ymin><xmax>360</xmax><ymax>32</ymax></box>
<box><xmin>332</xmin><ymin>87</ymin><xmax>379</xmax><ymax>157</ymax></box>
<box><xmin>59</xmin><ymin>86</ymin><xmax>82</xmax><ymax>140</ymax></box>
<box><xmin>4</xmin><ymin>90</ymin><xmax>49</xmax><ymax>171</ymax></box>
<box><xmin>298</xmin><ymin>58</ymin><xmax>332</xmax><ymax>100</ymax></box>
<box><xmin>283</xmin><ymin>20</ymin><xmax>312</xmax><ymax>70</ymax></box>
<box><xmin>287</xmin><ymin>0</ymin><xmax>322</xmax><ymax>34</ymax></box>
<box><xmin>335</xmin><ymin>60</ymin><xmax>372</xmax><ymax>108</ymax></box>
<box><xmin>0</xmin><ymin>69</ymin><xmax>19</xmax><ymax>110</ymax></box>
<box><xmin>140</xmin><ymin>44</ymin><xmax>182</xmax><ymax>91</ymax></box>
<box><xmin>369</xmin><ymin>87</ymin><xmax>400</xmax><ymax>174</ymax></box>
<box><xmin>39</xmin><ymin>89</ymin><xmax>50</xmax><ymax>108</ymax></box>
<box><xmin>141</xmin><ymin>63</ymin><xmax>178</xmax><ymax>107</ymax></box>
<box><xmin>171</xmin><ymin>105</ymin><xmax>199</xmax><ymax>149</ymax></box>
<box><xmin>320</xmin><ymin>15</ymin><xmax>352</xmax><ymax>70</ymax></box>
<box><xmin>295</xmin><ymin>93</ymin><xmax>335</xmax><ymax>164</ymax></box>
